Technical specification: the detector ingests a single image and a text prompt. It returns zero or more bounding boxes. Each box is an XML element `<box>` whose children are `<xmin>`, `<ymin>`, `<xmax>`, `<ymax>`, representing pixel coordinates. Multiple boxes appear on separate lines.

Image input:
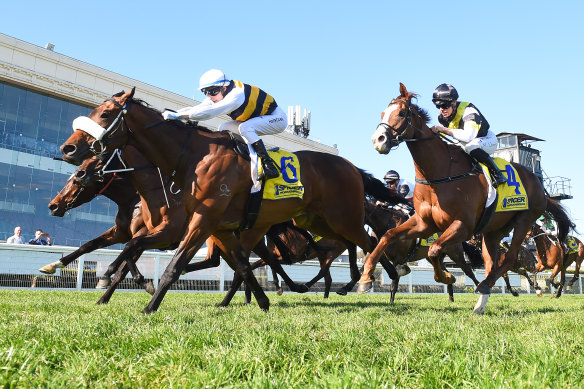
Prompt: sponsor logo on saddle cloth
<box><xmin>420</xmin><ymin>233</ymin><xmax>439</xmax><ymax>246</ymax></box>
<box><xmin>479</xmin><ymin>158</ymin><xmax>529</xmax><ymax>212</ymax></box>
<box><xmin>260</xmin><ymin>150</ymin><xmax>304</xmax><ymax>200</ymax></box>
<box><xmin>566</xmin><ymin>236</ymin><xmax>579</xmax><ymax>254</ymax></box>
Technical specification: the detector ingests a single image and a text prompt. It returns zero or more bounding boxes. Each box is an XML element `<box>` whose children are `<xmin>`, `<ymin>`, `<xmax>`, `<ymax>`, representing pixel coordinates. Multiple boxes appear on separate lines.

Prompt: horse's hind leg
<box><xmin>502</xmin><ymin>272</ymin><xmax>519</xmax><ymax>297</ymax></box>
<box><xmin>390</xmin><ymin>275</ymin><xmax>400</xmax><ymax>303</ymax></box>
<box><xmin>567</xmin><ymin>257</ymin><xmax>581</xmax><ymax>291</ymax></box>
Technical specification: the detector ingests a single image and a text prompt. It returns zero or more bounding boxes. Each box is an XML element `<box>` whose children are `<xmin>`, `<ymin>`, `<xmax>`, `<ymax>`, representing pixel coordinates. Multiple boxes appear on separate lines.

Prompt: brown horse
<box><xmin>44</xmin><ymin>146</ymin><xmax>310</xmax><ymax>304</ymax></box>
<box><xmin>40</xmin><ymin>152</ymin><xmax>139</xmax><ymax>276</ymax></box>
<box><xmin>364</xmin><ymin>200</ymin><xmax>482</xmax><ymax>302</ymax></box>
<box><xmin>59</xmin><ymin>89</ymin><xmax>406</xmax><ymax>313</ymax></box>
<box><xmin>465</xmin><ymin>235</ymin><xmax>539</xmax><ymax>296</ymax></box>
<box><xmin>564</xmin><ymin>235</ymin><xmax>584</xmax><ymax>291</ymax></box>
<box><xmin>364</xmin><ymin>83</ymin><xmax>574</xmax><ymax>313</ymax></box>
<box><xmin>527</xmin><ymin>223</ymin><xmax>569</xmax><ymax>297</ymax></box>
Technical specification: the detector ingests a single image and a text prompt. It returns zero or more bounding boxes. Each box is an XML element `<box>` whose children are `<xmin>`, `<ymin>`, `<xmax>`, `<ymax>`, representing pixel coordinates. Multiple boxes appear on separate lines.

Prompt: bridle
<box><xmin>376</xmin><ymin>98</ymin><xmax>433</xmax><ymax>150</ymax></box>
<box><xmin>89</xmin><ymin>98</ymin><xmax>130</xmax><ymax>157</ymax></box>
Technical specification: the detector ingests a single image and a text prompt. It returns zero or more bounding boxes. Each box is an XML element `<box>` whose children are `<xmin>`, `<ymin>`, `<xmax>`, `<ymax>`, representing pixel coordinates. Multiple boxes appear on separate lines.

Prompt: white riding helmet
<box><xmin>199</xmin><ymin>69</ymin><xmax>230</xmax><ymax>91</ymax></box>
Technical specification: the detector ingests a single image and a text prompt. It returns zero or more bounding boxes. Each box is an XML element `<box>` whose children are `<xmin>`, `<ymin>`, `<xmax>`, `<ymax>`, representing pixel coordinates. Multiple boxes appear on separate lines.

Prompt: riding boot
<box><xmin>251</xmin><ymin>140</ymin><xmax>279</xmax><ymax>179</ymax></box>
<box><xmin>469</xmin><ymin>148</ymin><xmax>507</xmax><ymax>188</ymax></box>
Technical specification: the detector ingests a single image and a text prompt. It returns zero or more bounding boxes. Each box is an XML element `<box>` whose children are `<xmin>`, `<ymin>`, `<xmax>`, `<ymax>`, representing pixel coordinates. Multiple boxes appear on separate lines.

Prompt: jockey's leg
<box><xmin>238</xmin><ymin>108</ymin><xmax>287</xmax><ymax>180</ymax></box>
<box><xmin>469</xmin><ymin>148</ymin><xmax>507</xmax><ymax>187</ymax></box>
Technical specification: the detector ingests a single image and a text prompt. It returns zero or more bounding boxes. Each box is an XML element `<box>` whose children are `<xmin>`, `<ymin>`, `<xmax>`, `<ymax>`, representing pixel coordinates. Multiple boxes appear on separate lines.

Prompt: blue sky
<box><xmin>3</xmin><ymin>1</ymin><xmax>583</xmax><ymax>230</ymax></box>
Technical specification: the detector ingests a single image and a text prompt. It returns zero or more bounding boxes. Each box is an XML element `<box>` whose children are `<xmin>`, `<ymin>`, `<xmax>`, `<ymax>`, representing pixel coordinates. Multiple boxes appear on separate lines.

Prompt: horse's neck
<box><xmin>128</xmin><ymin>112</ymin><xmax>216</xmax><ymax>181</ymax></box>
<box><xmin>406</xmin><ymin>131</ymin><xmax>468</xmax><ymax>181</ymax></box>
<box><xmin>101</xmin><ymin>173</ymin><xmax>139</xmax><ymax>206</ymax></box>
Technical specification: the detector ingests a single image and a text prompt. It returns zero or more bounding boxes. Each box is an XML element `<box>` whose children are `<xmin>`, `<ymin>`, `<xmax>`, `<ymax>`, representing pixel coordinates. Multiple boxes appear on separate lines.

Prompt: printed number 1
<box><xmin>505</xmin><ymin>165</ymin><xmax>521</xmax><ymax>195</ymax></box>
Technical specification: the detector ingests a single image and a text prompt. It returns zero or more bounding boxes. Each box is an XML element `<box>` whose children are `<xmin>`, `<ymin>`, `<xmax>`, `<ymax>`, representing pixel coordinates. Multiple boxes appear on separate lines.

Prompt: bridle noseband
<box><xmin>89</xmin><ymin>98</ymin><xmax>130</xmax><ymax>157</ymax></box>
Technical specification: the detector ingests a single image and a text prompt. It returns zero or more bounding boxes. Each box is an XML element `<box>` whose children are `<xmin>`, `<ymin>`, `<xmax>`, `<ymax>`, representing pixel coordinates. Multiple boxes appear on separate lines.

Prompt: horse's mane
<box><xmin>112</xmin><ymin>91</ymin><xmax>215</xmax><ymax>134</ymax></box>
<box><xmin>410</xmin><ymin>103</ymin><xmax>431</xmax><ymax>125</ymax></box>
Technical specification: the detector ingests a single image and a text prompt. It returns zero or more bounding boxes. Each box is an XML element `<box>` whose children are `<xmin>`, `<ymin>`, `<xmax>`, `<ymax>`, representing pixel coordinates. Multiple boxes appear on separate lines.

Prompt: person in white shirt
<box><xmin>6</xmin><ymin>226</ymin><xmax>26</xmax><ymax>244</ymax></box>
<box><xmin>162</xmin><ymin>69</ymin><xmax>287</xmax><ymax>193</ymax></box>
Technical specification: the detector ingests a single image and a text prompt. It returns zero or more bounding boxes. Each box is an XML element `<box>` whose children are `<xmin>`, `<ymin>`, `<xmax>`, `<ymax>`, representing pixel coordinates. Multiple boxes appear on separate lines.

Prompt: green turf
<box><xmin>1</xmin><ymin>290</ymin><xmax>583</xmax><ymax>388</ymax></box>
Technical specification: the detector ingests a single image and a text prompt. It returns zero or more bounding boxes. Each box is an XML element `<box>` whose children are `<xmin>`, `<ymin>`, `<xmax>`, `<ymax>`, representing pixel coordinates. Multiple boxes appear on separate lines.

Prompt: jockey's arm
<box><xmin>449</xmin><ymin>121</ymin><xmax>480</xmax><ymax>143</ymax></box>
<box><xmin>176</xmin><ymin>88</ymin><xmax>245</xmax><ymax>121</ymax></box>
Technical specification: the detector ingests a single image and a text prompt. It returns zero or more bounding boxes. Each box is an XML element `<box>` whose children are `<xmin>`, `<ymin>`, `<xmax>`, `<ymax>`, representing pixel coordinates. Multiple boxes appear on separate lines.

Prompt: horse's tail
<box><xmin>358</xmin><ymin>169</ymin><xmax>410</xmax><ymax>205</ymax></box>
<box><xmin>462</xmin><ymin>241</ymin><xmax>484</xmax><ymax>269</ymax></box>
<box><xmin>546</xmin><ymin>198</ymin><xmax>576</xmax><ymax>242</ymax></box>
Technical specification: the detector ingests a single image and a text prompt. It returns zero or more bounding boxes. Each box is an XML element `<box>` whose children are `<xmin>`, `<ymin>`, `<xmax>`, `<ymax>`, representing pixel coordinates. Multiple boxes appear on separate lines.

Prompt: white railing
<box><xmin>0</xmin><ymin>244</ymin><xmax>580</xmax><ymax>295</ymax></box>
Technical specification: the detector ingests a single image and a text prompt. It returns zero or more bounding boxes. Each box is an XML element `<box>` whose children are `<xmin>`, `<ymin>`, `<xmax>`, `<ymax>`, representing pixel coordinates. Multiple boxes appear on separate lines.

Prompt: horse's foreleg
<box><xmin>40</xmin><ymin>227</ymin><xmax>129</xmax><ymax>274</ymax></box>
<box><xmin>427</xmin><ymin>221</ymin><xmax>469</xmax><ymax>286</ymax></box>
<box><xmin>358</xmin><ymin>216</ymin><xmax>428</xmax><ymax>290</ymax></box>
<box><xmin>251</xmin><ymin>239</ymin><xmax>308</xmax><ymax>294</ymax></box>
<box><xmin>96</xmin><ymin>261</ymin><xmax>130</xmax><ymax>305</ymax></box>
<box><xmin>567</xmin><ymin>257</ymin><xmax>581</xmax><ymax>290</ymax></box>
<box><xmin>390</xmin><ymin>276</ymin><xmax>400</xmax><ymax>303</ymax></box>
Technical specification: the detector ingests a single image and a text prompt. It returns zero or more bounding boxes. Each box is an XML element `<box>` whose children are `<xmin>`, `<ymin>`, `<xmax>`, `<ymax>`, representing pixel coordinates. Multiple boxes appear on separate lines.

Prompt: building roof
<box><xmin>496</xmin><ymin>132</ymin><xmax>545</xmax><ymax>143</ymax></box>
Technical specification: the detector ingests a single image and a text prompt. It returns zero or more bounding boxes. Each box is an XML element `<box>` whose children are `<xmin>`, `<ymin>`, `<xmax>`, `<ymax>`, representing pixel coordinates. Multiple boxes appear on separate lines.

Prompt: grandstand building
<box><xmin>0</xmin><ymin>33</ymin><xmax>337</xmax><ymax>246</ymax></box>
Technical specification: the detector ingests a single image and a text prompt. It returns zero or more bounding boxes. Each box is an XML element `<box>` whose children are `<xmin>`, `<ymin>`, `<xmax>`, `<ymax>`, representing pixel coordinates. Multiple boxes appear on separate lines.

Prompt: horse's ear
<box><xmin>399</xmin><ymin>83</ymin><xmax>408</xmax><ymax>98</ymax></box>
<box><xmin>120</xmin><ymin>87</ymin><xmax>136</xmax><ymax>104</ymax></box>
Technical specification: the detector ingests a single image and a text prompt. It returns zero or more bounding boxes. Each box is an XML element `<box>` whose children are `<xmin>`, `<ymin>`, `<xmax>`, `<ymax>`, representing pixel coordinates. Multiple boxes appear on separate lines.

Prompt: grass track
<box><xmin>1</xmin><ymin>290</ymin><xmax>584</xmax><ymax>388</ymax></box>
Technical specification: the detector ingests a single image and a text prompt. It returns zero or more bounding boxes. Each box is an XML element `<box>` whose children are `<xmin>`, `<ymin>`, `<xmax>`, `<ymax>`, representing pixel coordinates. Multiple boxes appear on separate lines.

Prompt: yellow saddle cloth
<box><xmin>260</xmin><ymin>150</ymin><xmax>305</xmax><ymax>200</ymax></box>
<box><xmin>480</xmin><ymin>158</ymin><xmax>529</xmax><ymax>212</ymax></box>
<box><xmin>566</xmin><ymin>236</ymin><xmax>580</xmax><ymax>254</ymax></box>
<box><xmin>420</xmin><ymin>233</ymin><xmax>439</xmax><ymax>247</ymax></box>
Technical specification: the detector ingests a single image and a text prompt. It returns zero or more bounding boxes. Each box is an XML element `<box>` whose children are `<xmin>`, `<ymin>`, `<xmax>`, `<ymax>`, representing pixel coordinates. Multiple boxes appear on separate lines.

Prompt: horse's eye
<box><xmin>398</xmin><ymin>111</ymin><xmax>406</xmax><ymax>118</ymax></box>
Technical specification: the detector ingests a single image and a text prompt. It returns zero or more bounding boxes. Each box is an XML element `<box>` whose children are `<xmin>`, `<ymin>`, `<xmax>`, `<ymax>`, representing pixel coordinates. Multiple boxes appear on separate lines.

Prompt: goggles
<box><xmin>202</xmin><ymin>86</ymin><xmax>222</xmax><ymax>96</ymax></box>
<box><xmin>434</xmin><ymin>100</ymin><xmax>452</xmax><ymax>109</ymax></box>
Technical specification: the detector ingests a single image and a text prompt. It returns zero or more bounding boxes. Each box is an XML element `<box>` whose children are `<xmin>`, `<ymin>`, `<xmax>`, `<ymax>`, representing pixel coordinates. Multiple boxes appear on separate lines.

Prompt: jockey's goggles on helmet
<box><xmin>202</xmin><ymin>86</ymin><xmax>222</xmax><ymax>96</ymax></box>
<box><xmin>434</xmin><ymin>100</ymin><xmax>452</xmax><ymax>109</ymax></box>
<box><xmin>385</xmin><ymin>179</ymin><xmax>399</xmax><ymax>185</ymax></box>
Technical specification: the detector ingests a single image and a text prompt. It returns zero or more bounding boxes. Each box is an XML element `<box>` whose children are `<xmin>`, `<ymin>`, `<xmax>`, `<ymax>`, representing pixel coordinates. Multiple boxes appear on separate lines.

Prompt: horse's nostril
<box><xmin>48</xmin><ymin>203</ymin><xmax>58</xmax><ymax>211</ymax></box>
<box><xmin>61</xmin><ymin>144</ymin><xmax>76</xmax><ymax>155</ymax></box>
<box><xmin>76</xmin><ymin>170</ymin><xmax>86</xmax><ymax>179</ymax></box>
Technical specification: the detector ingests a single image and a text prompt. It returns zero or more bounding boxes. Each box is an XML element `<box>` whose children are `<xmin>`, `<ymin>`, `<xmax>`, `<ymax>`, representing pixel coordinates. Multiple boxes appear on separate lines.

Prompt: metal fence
<box><xmin>0</xmin><ymin>243</ymin><xmax>580</xmax><ymax>296</ymax></box>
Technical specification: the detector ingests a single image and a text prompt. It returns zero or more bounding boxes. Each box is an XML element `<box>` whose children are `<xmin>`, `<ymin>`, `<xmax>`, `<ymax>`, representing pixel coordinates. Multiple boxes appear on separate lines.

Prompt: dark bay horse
<box><xmin>40</xmin><ymin>152</ymin><xmax>139</xmax><ymax>276</ymax></box>
<box><xmin>364</xmin><ymin>83</ymin><xmax>574</xmax><ymax>313</ymax></box>
<box><xmin>59</xmin><ymin>88</ymin><xmax>406</xmax><ymax>313</ymax></box>
<box><xmin>364</xmin><ymin>200</ymin><xmax>482</xmax><ymax>302</ymax></box>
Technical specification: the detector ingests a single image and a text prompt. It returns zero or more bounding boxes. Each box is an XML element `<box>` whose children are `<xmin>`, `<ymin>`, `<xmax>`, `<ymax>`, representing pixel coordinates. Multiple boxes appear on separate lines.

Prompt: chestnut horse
<box><xmin>564</xmin><ymin>235</ymin><xmax>584</xmax><ymax>291</ymax></box>
<box><xmin>527</xmin><ymin>222</ymin><xmax>574</xmax><ymax>297</ymax></box>
<box><xmin>59</xmin><ymin>88</ymin><xmax>405</xmax><ymax>313</ymax></box>
<box><xmin>364</xmin><ymin>83</ymin><xmax>574</xmax><ymax>313</ymax></box>
<box><xmin>464</xmin><ymin>236</ymin><xmax>539</xmax><ymax>296</ymax></box>
<box><xmin>364</xmin><ymin>200</ymin><xmax>482</xmax><ymax>302</ymax></box>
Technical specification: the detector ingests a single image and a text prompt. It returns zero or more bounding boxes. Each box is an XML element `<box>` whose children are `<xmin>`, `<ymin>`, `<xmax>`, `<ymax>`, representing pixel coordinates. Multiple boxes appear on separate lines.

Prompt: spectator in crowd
<box><xmin>6</xmin><ymin>226</ymin><xmax>26</xmax><ymax>244</ymax></box>
<box><xmin>28</xmin><ymin>229</ymin><xmax>51</xmax><ymax>245</ymax></box>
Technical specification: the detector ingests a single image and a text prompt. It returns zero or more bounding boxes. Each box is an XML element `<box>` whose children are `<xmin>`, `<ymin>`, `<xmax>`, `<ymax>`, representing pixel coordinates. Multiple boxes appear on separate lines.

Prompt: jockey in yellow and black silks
<box><xmin>162</xmin><ymin>69</ymin><xmax>286</xmax><ymax>193</ymax></box>
<box><xmin>430</xmin><ymin>83</ymin><xmax>507</xmax><ymax>188</ymax></box>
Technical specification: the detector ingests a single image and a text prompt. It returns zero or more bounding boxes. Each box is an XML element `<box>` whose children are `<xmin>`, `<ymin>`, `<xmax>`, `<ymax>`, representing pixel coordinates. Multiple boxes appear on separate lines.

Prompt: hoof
<box><xmin>511</xmin><ymin>291</ymin><xmax>519</xmax><ymax>297</ymax></box>
<box><xmin>566</xmin><ymin>285</ymin><xmax>572</xmax><ymax>291</ymax></box>
<box><xmin>396</xmin><ymin>265</ymin><xmax>411</xmax><ymax>277</ymax></box>
<box><xmin>536</xmin><ymin>289</ymin><xmax>543</xmax><ymax>297</ymax></box>
<box><xmin>336</xmin><ymin>288</ymin><xmax>348</xmax><ymax>296</ymax></box>
<box><xmin>145</xmin><ymin>281</ymin><xmax>155</xmax><ymax>295</ymax></box>
<box><xmin>357</xmin><ymin>282</ymin><xmax>373</xmax><ymax>294</ymax></box>
<box><xmin>276</xmin><ymin>288</ymin><xmax>283</xmax><ymax>296</ymax></box>
<box><xmin>473</xmin><ymin>293</ymin><xmax>490</xmax><ymax>315</ymax></box>
<box><xmin>39</xmin><ymin>261</ymin><xmax>64</xmax><ymax>274</ymax></box>
<box><xmin>295</xmin><ymin>284</ymin><xmax>309</xmax><ymax>294</ymax></box>
<box><xmin>95</xmin><ymin>277</ymin><xmax>111</xmax><ymax>289</ymax></box>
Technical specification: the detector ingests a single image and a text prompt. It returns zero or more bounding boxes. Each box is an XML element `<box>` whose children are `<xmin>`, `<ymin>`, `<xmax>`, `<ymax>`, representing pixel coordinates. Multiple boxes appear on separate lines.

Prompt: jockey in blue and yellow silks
<box><xmin>162</xmin><ymin>69</ymin><xmax>286</xmax><ymax>193</ymax></box>
<box><xmin>430</xmin><ymin>83</ymin><xmax>507</xmax><ymax>188</ymax></box>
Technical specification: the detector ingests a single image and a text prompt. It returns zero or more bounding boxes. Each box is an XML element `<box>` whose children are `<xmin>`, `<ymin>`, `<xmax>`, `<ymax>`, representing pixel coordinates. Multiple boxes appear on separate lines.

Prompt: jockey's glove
<box><xmin>162</xmin><ymin>111</ymin><xmax>181</xmax><ymax>120</ymax></box>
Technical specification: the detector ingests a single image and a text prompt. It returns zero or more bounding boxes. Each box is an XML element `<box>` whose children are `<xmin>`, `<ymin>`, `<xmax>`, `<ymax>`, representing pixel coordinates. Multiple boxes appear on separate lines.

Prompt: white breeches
<box><xmin>462</xmin><ymin>130</ymin><xmax>498</xmax><ymax>154</ymax></box>
<box><xmin>218</xmin><ymin>106</ymin><xmax>287</xmax><ymax>193</ymax></box>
